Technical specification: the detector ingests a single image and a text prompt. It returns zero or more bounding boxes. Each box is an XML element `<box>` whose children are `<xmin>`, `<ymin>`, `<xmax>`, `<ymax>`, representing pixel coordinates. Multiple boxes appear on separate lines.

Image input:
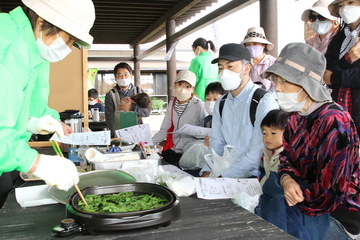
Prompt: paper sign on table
<box><xmin>195</xmin><ymin>177</ymin><xmax>262</xmax><ymax>200</ymax></box>
<box><xmin>169</xmin><ymin>124</ymin><xmax>211</xmax><ymax>138</ymax></box>
<box><xmin>115</xmin><ymin>124</ymin><xmax>153</xmax><ymax>145</ymax></box>
<box><xmin>50</xmin><ymin>130</ymin><xmax>111</xmax><ymax>145</ymax></box>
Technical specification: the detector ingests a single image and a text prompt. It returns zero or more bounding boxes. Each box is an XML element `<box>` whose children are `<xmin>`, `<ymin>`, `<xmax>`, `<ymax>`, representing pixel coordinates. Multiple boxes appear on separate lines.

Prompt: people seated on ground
<box><xmin>257</xmin><ymin>42</ymin><xmax>359</xmax><ymax>240</ymax></box>
<box><xmin>240</xmin><ymin>27</ymin><xmax>276</xmax><ymax>94</ymax></box>
<box><xmin>88</xmin><ymin>88</ymin><xmax>105</xmax><ymax>113</ymax></box>
<box><xmin>258</xmin><ymin>109</ymin><xmax>288</xmax><ymax>186</ymax></box>
<box><xmin>189</xmin><ymin>37</ymin><xmax>219</xmax><ymax>101</ymax></box>
<box><xmin>105</xmin><ymin>62</ymin><xmax>150</xmax><ymax>137</ymax></box>
<box><xmin>152</xmin><ymin>70</ymin><xmax>207</xmax><ymax>175</ymax></box>
<box><xmin>301</xmin><ymin>0</ymin><xmax>339</xmax><ymax>55</ymax></box>
<box><xmin>200</xmin><ymin>43</ymin><xmax>279</xmax><ymax>178</ymax></box>
<box><xmin>178</xmin><ymin>82</ymin><xmax>228</xmax><ymax>172</ymax></box>
<box><xmin>120</xmin><ymin>92</ymin><xmax>151</xmax><ymax>111</ymax></box>
<box><xmin>324</xmin><ymin>0</ymin><xmax>360</xmax><ymax>134</ymax></box>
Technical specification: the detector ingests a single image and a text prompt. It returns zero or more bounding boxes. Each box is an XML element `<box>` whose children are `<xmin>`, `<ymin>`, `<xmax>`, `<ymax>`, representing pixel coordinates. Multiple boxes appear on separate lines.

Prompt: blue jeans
<box><xmin>326</xmin><ymin>217</ymin><xmax>358</xmax><ymax>240</ymax></box>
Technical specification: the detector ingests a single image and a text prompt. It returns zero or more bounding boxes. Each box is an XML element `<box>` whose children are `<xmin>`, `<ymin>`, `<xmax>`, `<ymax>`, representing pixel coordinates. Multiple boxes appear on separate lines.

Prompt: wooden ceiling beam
<box><xmin>136</xmin><ymin>0</ymin><xmax>258</xmax><ymax>60</ymax></box>
<box><xmin>129</xmin><ymin>0</ymin><xmax>202</xmax><ymax>46</ymax></box>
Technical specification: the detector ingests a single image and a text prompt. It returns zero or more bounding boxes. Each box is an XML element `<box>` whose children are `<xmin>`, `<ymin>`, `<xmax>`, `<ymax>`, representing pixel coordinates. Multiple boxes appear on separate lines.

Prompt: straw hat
<box><xmin>240</xmin><ymin>27</ymin><xmax>274</xmax><ymax>51</ymax></box>
<box><xmin>22</xmin><ymin>0</ymin><xmax>95</xmax><ymax>49</ymax></box>
<box><xmin>263</xmin><ymin>42</ymin><xmax>332</xmax><ymax>102</ymax></box>
<box><xmin>301</xmin><ymin>0</ymin><xmax>335</xmax><ymax>21</ymax></box>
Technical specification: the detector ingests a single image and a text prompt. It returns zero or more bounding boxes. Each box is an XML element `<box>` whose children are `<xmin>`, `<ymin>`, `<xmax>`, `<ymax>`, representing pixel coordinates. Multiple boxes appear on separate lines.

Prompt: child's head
<box><xmin>261</xmin><ymin>109</ymin><xmax>289</xmax><ymax>151</ymax></box>
<box><xmin>204</xmin><ymin>82</ymin><xmax>228</xmax><ymax>115</ymax></box>
<box><xmin>132</xmin><ymin>93</ymin><xmax>151</xmax><ymax>109</ymax></box>
<box><xmin>88</xmin><ymin>88</ymin><xmax>99</xmax><ymax>105</ymax></box>
<box><xmin>205</xmin><ymin>82</ymin><xmax>228</xmax><ymax>101</ymax></box>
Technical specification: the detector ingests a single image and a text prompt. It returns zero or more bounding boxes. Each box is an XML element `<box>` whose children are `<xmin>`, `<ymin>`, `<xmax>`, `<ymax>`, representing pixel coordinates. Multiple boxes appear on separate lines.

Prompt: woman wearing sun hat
<box><xmin>0</xmin><ymin>0</ymin><xmax>95</xmax><ymax>207</ymax></box>
<box><xmin>257</xmin><ymin>42</ymin><xmax>359</xmax><ymax>239</ymax></box>
<box><xmin>324</xmin><ymin>0</ymin><xmax>360</xmax><ymax>136</ymax></box>
<box><xmin>301</xmin><ymin>0</ymin><xmax>339</xmax><ymax>55</ymax></box>
<box><xmin>240</xmin><ymin>27</ymin><xmax>276</xmax><ymax>92</ymax></box>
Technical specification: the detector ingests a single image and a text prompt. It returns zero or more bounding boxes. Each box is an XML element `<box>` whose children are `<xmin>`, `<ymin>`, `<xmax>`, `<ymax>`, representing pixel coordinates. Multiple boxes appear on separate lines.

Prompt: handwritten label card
<box><xmin>115</xmin><ymin>124</ymin><xmax>153</xmax><ymax>145</ymax></box>
<box><xmin>50</xmin><ymin>131</ymin><xmax>111</xmax><ymax>145</ymax></box>
<box><xmin>195</xmin><ymin>178</ymin><xmax>262</xmax><ymax>200</ymax></box>
<box><xmin>170</xmin><ymin>124</ymin><xmax>211</xmax><ymax>138</ymax></box>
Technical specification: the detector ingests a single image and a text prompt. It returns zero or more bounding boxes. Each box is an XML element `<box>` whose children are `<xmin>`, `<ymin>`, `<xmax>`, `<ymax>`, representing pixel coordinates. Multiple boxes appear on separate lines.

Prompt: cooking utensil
<box><xmin>74</xmin><ymin>184</ymin><xmax>87</xmax><ymax>206</ymax></box>
<box><xmin>49</xmin><ymin>169</ymin><xmax>136</xmax><ymax>204</ymax></box>
<box><xmin>66</xmin><ymin>183</ymin><xmax>181</xmax><ymax>234</ymax></box>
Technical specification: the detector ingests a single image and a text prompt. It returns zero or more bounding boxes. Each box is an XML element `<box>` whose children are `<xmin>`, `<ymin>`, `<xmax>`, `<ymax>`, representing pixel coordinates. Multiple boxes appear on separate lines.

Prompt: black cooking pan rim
<box><xmin>67</xmin><ymin>183</ymin><xmax>178</xmax><ymax>218</ymax></box>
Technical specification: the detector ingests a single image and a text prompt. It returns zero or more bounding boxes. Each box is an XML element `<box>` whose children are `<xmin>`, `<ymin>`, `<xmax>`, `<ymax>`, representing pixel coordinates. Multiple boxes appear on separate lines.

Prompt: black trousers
<box><xmin>0</xmin><ymin>171</ymin><xmax>19</xmax><ymax>209</ymax></box>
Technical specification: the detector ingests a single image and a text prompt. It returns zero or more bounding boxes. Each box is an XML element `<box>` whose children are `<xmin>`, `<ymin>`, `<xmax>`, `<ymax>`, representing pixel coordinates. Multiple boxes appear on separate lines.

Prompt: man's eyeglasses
<box><xmin>309</xmin><ymin>14</ymin><xmax>327</xmax><ymax>22</ymax></box>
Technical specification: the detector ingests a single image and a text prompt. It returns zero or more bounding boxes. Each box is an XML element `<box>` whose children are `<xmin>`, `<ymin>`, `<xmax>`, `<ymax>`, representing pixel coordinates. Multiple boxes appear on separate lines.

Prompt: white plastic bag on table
<box><xmin>204</xmin><ymin>145</ymin><xmax>239</xmax><ymax>177</ymax></box>
<box><xmin>179</xmin><ymin>140</ymin><xmax>208</xmax><ymax>170</ymax></box>
<box><xmin>155</xmin><ymin>165</ymin><xmax>196</xmax><ymax>197</ymax></box>
<box><xmin>119</xmin><ymin>161</ymin><xmax>157</xmax><ymax>183</ymax></box>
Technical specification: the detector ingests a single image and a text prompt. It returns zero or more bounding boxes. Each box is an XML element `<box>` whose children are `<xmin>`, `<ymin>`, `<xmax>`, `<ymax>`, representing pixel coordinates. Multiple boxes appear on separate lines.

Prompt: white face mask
<box><xmin>175</xmin><ymin>87</ymin><xmax>192</xmax><ymax>101</ymax></box>
<box><xmin>339</xmin><ymin>5</ymin><xmax>360</xmax><ymax>24</ymax></box>
<box><xmin>276</xmin><ymin>88</ymin><xmax>307</xmax><ymax>112</ymax></box>
<box><xmin>117</xmin><ymin>78</ymin><xmax>132</xmax><ymax>87</ymax></box>
<box><xmin>36</xmin><ymin>31</ymin><xmax>72</xmax><ymax>62</ymax></box>
<box><xmin>204</xmin><ymin>101</ymin><xmax>216</xmax><ymax>115</ymax></box>
<box><xmin>246</xmin><ymin>45</ymin><xmax>264</xmax><ymax>58</ymax></box>
<box><xmin>311</xmin><ymin>20</ymin><xmax>332</xmax><ymax>35</ymax></box>
<box><xmin>88</xmin><ymin>100</ymin><xmax>96</xmax><ymax>105</ymax></box>
<box><xmin>219</xmin><ymin>68</ymin><xmax>244</xmax><ymax>91</ymax></box>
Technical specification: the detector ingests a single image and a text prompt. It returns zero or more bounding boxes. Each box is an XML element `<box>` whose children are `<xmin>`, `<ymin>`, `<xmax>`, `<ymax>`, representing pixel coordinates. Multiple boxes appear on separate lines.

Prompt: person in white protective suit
<box><xmin>0</xmin><ymin>0</ymin><xmax>96</xmax><ymax>207</ymax></box>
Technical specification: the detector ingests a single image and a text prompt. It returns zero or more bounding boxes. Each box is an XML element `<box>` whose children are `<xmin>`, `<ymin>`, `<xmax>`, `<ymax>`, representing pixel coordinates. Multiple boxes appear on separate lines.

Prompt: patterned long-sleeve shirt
<box><xmin>279</xmin><ymin>102</ymin><xmax>360</xmax><ymax>217</ymax></box>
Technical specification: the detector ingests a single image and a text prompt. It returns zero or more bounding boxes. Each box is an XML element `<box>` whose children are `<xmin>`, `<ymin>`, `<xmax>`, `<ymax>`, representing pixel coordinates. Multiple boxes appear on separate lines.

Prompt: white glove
<box><xmin>27</xmin><ymin>115</ymin><xmax>64</xmax><ymax>140</ymax></box>
<box><xmin>32</xmin><ymin>155</ymin><xmax>79</xmax><ymax>191</ymax></box>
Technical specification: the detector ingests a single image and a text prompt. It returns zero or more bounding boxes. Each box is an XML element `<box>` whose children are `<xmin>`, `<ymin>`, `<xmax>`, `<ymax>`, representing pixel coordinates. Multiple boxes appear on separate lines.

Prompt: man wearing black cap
<box><xmin>200</xmin><ymin>43</ymin><xmax>279</xmax><ymax>178</ymax></box>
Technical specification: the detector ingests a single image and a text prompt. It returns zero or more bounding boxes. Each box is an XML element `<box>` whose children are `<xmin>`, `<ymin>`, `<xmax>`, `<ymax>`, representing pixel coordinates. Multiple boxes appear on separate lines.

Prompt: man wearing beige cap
<box><xmin>0</xmin><ymin>0</ymin><xmax>95</xmax><ymax>207</ymax></box>
<box><xmin>301</xmin><ymin>0</ymin><xmax>339</xmax><ymax>55</ymax></box>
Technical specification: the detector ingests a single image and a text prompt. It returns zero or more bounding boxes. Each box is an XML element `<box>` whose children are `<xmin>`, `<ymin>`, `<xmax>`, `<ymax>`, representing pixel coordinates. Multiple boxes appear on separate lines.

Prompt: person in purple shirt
<box><xmin>241</xmin><ymin>27</ymin><xmax>276</xmax><ymax>93</ymax></box>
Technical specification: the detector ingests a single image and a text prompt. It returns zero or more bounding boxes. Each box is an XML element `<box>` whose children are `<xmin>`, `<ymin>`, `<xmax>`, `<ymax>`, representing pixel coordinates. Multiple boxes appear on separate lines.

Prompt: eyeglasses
<box><xmin>309</xmin><ymin>14</ymin><xmax>327</xmax><ymax>22</ymax></box>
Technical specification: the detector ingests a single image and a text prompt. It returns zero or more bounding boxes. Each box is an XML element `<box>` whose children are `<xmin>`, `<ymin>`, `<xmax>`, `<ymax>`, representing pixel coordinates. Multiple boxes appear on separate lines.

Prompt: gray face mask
<box><xmin>36</xmin><ymin>31</ymin><xmax>72</xmax><ymax>62</ymax></box>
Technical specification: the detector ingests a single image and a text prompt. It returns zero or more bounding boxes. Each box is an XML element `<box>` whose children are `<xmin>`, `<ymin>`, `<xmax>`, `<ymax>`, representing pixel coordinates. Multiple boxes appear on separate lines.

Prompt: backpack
<box><xmin>219</xmin><ymin>88</ymin><xmax>267</xmax><ymax>127</ymax></box>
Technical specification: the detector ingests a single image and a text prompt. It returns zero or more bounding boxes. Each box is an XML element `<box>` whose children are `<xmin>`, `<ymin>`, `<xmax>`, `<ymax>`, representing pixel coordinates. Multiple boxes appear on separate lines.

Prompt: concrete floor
<box><xmin>142</xmin><ymin>113</ymin><xmax>165</xmax><ymax>136</ymax></box>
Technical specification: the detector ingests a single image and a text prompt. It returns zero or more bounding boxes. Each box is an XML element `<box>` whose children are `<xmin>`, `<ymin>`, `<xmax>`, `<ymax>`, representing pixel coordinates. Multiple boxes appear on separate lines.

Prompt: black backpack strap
<box><xmin>250</xmin><ymin>88</ymin><xmax>267</xmax><ymax>126</ymax></box>
<box><xmin>219</xmin><ymin>93</ymin><xmax>229</xmax><ymax>118</ymax></box>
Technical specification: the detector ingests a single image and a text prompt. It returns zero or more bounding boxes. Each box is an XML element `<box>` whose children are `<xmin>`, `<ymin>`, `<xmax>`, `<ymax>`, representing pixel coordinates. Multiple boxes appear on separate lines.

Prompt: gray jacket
<box><xmin>152</xmin><ymin>95</ymin><xmax>207</xmax><ymax>153</ymax></box>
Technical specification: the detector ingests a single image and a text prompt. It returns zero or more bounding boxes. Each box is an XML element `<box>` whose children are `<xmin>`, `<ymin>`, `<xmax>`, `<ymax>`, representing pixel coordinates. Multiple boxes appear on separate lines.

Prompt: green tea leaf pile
<box><xmin>78</xmin><ymin>192</ymin><xmax>167</xmax><ymax>213</ymax></box>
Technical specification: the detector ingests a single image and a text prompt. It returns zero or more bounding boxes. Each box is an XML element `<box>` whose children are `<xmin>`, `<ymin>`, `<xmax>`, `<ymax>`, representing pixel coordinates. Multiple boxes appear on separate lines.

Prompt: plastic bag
<box><xmin>155</xmin><ymin>165</ymin><xmax>196</xmax><ymax>197</ymax></box>
<box><xmin>204</xmin><ymin>145</ymin><xmax>240</xmax><ymax>177</ymax></box>
<box><xmin>179</xmin><ymin>140</ymin><xmax>208</xmax><ymax>170</ymax></box>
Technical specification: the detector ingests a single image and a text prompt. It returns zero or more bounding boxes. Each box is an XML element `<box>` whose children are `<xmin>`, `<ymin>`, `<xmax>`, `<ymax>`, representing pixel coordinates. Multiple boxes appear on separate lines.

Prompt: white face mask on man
<box><xmin>339</xmin><ymin>5</ymin><xmax>360</xmax><ymax>24</ymax></box>
<box><xmin>311</xmin><ymin>20</ymin><xmax>332</xmax><ymax>35</ymax></box>
<box><xmin>117</xmin><ymin>78</ymin><xmax>132</xmax><ymax>87</ymax></box>
<box><xmin>276</xmin><ymin>88</ymin><xmax>307</xmax><ymax>112</ymax></box>
<box><xmin>36</xmin><ymin>31</ymin><xmax>72</xmax><ymax>62</ymax></box>
<box><xmin>219</xmin><ymin>67</ymin><xmax>245</xmax><ymax>91</ymax></box>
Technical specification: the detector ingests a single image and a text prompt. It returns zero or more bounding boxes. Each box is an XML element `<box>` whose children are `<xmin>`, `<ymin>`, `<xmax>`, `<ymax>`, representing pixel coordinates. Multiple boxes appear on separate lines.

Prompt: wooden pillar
<box><xmin>260</xmin><ymin>0</ymin><xmax>278</xmax><ymax>57</ymax></box>
<box><xmin>134</xmin><ymin>44</ymin><xmax>141</xmax><ymax>87</ymax></box>
<box><xmin>166</xmin><ymin>20</ymin><xmax>176</xmax><ymax>99</ymax></box>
